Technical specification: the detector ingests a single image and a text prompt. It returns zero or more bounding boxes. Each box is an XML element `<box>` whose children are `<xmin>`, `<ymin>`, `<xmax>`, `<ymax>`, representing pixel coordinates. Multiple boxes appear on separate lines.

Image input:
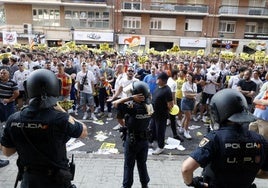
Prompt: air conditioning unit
<box><xmin>23</xmin><ymin>23</ymin><xmax>32</xmax><ymax>34</ymax></box>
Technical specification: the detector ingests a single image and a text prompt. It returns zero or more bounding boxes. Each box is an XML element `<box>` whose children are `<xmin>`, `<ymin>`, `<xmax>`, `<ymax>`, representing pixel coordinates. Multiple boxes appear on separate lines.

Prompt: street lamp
<box><xmin>70</xmin><ymin>26</ymin><xmax>75</xmax><ymax>41</ymax></box>
<box><xmin>219</xmin><ymin>33</ymin><xmax>224</xmax><ymax>54</ymax></box>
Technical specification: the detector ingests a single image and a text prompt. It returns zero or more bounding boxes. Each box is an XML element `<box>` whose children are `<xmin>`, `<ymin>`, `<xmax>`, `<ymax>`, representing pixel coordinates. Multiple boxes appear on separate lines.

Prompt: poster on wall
<box><xmin>118</xmin><ymin>35</ymin><xmax>146</xmax><ymax>47</ymax></box>
<box><xmin>2</xmin><ymin>31</ymin><xmax>17</xmax><ymax>45</ymax></box>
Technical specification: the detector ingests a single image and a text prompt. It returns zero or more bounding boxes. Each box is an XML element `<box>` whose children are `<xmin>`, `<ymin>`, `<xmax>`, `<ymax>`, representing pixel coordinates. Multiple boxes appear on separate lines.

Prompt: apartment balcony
<box><xmin>121</xmin><ymin>2</ymin><xmax>208</xmax><ymax>16</ymax></box>
<box><xmin>219</xmin><ymin>6</ymin><xmax>268</xmax><ymax>19</ymax></box>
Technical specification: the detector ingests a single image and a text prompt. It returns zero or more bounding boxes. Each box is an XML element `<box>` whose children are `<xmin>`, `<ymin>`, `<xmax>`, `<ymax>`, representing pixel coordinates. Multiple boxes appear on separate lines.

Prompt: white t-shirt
<box><xmin>228</xmin><ymin>74</ymin><xmax>242</xmax><ymax>89</ymax></box>
<box><xmin>13</xmin><ymin>69</ymin><xmax>31</xmax><ymax>91</ymax></box>
<box><xmin>203</xmin><ymin>72</ymin><xmax>218</xmax><ymax>94</ymax></box>
<box><xmin>181</xmin><ymin>81</ymin><xmax>197</xmax><ymax>97</ymax></box>
<box><xmin>119</xmin><ymin>77</ymin><xmax>139</xmax><ymax>98</ymax></box>
<box><xmin>87</xmin><ymin>64</ymin><xmax>100</xmax><ymax>84</ymax></box>
<box><xmin>114</xmin><ymin>73</ymin><xmax>127</xmax><ymax>98</ymax></box>
<box><xmin>24</xmin><ymin>61</ymin><xmax>39</xmax><ymax>72</ymax></box>
<box><xmin>167</xmin><ymin>77</ymin><xmax>177</xmax><ymax>93</ymax></box>
<box><xmin>76</xmin><ymin>70</ymin><xmax>95</xmax><ymax>94</ymax></box>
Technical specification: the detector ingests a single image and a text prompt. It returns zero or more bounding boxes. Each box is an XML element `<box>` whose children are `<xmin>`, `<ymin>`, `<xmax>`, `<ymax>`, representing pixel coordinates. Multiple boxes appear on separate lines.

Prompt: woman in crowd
<box><xmin>179</xmin><ymin>72</ymin><xmax>197</xmax><ymax>139</ymax></box>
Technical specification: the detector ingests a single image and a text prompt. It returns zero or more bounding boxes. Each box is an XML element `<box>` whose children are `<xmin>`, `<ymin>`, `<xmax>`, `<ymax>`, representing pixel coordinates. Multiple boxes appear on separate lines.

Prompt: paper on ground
<box><xmin>95</xmin><ymin>142</ymin><xmax>119</xmax><ymax>154</ymax></box>
<box><xmin>66</xmin><ymin>138</ymin><xmax>85</xmax><ymax>152</ymax></box>
<box><xmin>93</xmin><ymin>120</ymin><xmax>104</xmax><ymax>125</ymax></box>
<box><xmin>189</xmin><ymin>125</ymin><xmax>201</xmax><ymax>130</ymax></box>
<box><xmin>94</xmin><ymin>131</ymin><xmax>108</xmax><ymax>141</ymax></box>
<box><xmin>164</xmin><ymin>137</ymin><xmax>185</xmax><ymax>151</ymax></box>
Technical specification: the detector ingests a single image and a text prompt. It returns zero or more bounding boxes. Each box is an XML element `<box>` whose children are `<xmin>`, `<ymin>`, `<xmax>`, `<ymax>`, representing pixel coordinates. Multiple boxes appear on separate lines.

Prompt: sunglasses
<box><xmin>18</xmin><ymin>65</ymin><xmax>24</xmax><ymax>66</ymax></box>
<box><xmin>127</xmin><ymin>70</ymin><xmax>134</xmax><ymax>72</ymax></box>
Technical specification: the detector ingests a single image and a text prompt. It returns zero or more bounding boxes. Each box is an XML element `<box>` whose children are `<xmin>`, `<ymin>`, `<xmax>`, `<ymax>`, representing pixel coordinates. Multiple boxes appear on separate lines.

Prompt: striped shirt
<box><xmin>0</xmin><ymin>79</ymin><xmax>18</xmax><ymax>99</ymax></box>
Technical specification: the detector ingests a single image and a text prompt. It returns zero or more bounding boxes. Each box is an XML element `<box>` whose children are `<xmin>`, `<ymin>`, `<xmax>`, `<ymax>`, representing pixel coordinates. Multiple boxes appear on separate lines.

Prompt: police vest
<box><xmin>10</xmin><ymin>106</ymin><xmax>69</xmax><ymax>169</ymax></box>
<box><xmin>204</xmin><ymin>126</ymin><xmax>263</xmax><ymax>188</ymax></box>
<box><xmin>126</xmin><ymin>102</ymin><xmax>151</xmax><ymax>132</ymax></box>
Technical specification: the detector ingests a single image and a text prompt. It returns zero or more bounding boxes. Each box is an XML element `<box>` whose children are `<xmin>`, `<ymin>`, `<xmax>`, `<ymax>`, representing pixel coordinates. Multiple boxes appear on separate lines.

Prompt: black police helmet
<box><xmin>132</xmin><ymin>81</ymin><xmax>151</xmax><ymax>103</ymax></box>
<box><xmin>24</xmin><ymin>69</ymin><xmax>61</xmax><ymax>99</ymax></box>
<box><xmin>209</xmin><ymin>88</ymin><xmax>256</xmax><ymax>124</ymax></box>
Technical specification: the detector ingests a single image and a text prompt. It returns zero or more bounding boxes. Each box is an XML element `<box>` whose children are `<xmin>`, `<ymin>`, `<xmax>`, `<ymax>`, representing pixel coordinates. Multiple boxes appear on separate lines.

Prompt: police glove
<box><xmin>187</xmin><ymin>176</ymin><xmax>205</xmax><ymax>188</ymax></box>
<box><xmin>119</xmin><ymin>126</ymin><xmax>128</xmax><ymax>141</ymax></box>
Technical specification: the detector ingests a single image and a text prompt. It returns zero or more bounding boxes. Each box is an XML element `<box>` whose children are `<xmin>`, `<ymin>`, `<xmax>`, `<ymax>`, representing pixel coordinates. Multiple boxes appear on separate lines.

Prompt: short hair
<box><xmin>238</xmin><ymin>66</ymin><xmax>247</xmax><ymax>73</ymax></box>
<box><xmin>1</xmin><ymin>57</ymin><xmax>9</xmax><ymax>65</ymax></box>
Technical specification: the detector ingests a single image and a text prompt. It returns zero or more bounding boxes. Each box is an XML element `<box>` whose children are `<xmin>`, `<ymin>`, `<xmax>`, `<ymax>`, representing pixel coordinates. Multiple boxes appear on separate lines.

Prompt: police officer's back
<box><xmin>1</xmin><ymin>69</ymin><xmax>88</xmax><ymax>188</ymax></box>
<box><xmin>181</xmin><ymin>89</ymin><xmax>268</xmax><ymax>188</ymax></box>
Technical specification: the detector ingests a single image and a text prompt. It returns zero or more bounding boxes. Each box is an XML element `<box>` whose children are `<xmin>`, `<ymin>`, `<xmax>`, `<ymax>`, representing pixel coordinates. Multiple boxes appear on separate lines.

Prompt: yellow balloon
<box><xmin>170</xmin><ymin>105</ymin><xmax>180</xmax><ymax>115</ymax></box>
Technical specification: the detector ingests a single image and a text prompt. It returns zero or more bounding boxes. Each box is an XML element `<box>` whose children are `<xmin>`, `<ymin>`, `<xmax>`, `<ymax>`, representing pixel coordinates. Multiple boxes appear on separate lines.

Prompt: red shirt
<box><xmin>56</xmin><ymin>73</ymin><xmax>72</xmax><ymax>96</ymax></box>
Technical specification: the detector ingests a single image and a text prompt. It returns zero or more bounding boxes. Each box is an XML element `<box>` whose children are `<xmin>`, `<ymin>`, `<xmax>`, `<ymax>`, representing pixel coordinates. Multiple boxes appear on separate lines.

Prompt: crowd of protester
<box><xmin>0</xmin><ymin>46</ymin><xmax>268</xmax><ymax>155</ymax></box>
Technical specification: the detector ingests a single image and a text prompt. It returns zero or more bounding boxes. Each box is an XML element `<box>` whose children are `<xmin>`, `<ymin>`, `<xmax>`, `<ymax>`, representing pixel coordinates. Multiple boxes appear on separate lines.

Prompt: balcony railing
<box><xmin>219</xmin><ymin>5</ymin><xmax>268</xmax><ymax>16</ymax></box>
<box><xmin>121</xmin><ymin>2</ymin><xmax>208</xmax><ymax>14</ymax></box>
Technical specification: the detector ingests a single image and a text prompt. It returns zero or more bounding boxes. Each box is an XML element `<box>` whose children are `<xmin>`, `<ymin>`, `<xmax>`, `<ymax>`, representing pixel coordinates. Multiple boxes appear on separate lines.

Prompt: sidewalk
<box><xmin>0</xmin><ymin>153</ymin><xmax>267</xmax><ymax>188</ymax></box>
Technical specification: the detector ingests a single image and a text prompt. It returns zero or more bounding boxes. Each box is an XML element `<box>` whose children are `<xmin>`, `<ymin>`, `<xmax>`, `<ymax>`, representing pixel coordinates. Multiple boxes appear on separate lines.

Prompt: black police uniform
<box><xmin>1</xmin><ymin>103</ymin><xmax>84</xmax><ymax>188</ymax></box>
<box><xmin>190</xmin><ymin>125</ymin><xmax>268</xmax><ymax>188</ymax></box>
<box><xmin>117</xmin><ymin>101</ymin><xmax>151</xmax><ymax>188</ymax></box>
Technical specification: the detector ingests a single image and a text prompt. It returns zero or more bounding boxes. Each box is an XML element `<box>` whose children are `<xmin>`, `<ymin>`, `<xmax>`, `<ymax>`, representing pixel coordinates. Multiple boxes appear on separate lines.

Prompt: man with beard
<box><xmin>237</xmin><ymin>68</ymin><xmax>257</xmax><ymax>112</ymax></box>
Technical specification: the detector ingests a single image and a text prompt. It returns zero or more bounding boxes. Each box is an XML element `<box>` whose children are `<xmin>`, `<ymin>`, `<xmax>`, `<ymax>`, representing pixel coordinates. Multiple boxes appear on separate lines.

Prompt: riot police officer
<box><xmin>181</xmin><ymin>88</ymin><xmax>268</xmax><ymax>188</ymax></box>
<box><xmin>1</xmin><ymin>69</ymin><xmax>88</xmax><ymax>188</ymax></box>
<box><xmin>113</xmin><ymin>81</ymin><xmax>153</xmax><ymax>188</ymax></box>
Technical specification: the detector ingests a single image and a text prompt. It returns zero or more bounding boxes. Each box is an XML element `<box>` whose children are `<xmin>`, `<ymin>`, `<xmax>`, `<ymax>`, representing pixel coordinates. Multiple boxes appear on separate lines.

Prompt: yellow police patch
<box><xmin>199</xmin><ymin>138</ymin><xmax>209</xmax><ymax>147</ymax></box>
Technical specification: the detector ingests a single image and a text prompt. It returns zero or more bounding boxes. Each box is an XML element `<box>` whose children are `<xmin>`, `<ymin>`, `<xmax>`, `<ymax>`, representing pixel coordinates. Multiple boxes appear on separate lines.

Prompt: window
<box><xmin>43</xmin><ymin>10</ymin><xmax>49</xmax><ymax>19</ymax></box>
<box><xmin>0</xmin><ymin>7</ymin><xmax>6</xmax><ymax>25</ymax></box>
<box><xmin>187</xmin><ymin>0</ymin><xmax>204</xmax><ymax>4</ymax></box>
<box><xmin>123</xmin><ymin>2</ymin><xmax>141</xmax><ymax>10</ymax></box>
<box><xmin>258</xmin><ymin>22</ymin><xmax>268</xmax><ymax>34</ymax></box>
<box><xmin>80</xmin><ymin>11</ymin><xmax>87</xmax><ymax>19</ymax></box>
<box><xmin>185</xmin><ymin>19</ymin><xmax>202</xmax><ymax>31</ymax></box>
<box><xmin>150</xmin><ymin>18</ymin><xmax>176</xmax><ymax>30</ymax></box>
<box><xmin>150</xmin><ymin>19</ymin><xmax>161</xmax><ymax>30</ymax></box>
<box><xmin>65</xmin><ymin>10</ymin><xmax>72</xmax><ymax>19</ymax></box>
<box><xmin>219</xmin><ymin>21</ymin><xmax>235</xmax><ymax>33</ymax></box>
<box><xmin>245</xmin><ymin>22</ymin><xmax>257</xmax><ymax>33</ymax></box>
<box><xmin>123</xmin><ymin>17</ymin><xmax>141</xmax><ymax>29</ymax></box>
<box><xmin>222</xmin><ymin>0</ymin><xmax>238</xmax><ymax>6</ymax></box>
<box><xmin>249</xmin><ymin>0</ymin><xmax>265</xmax><ymax>7</ymax></box>
<box><xmin>64</xmin><ymin>9</ymin><xmax>110</xmax><ymax>29</ymax></box>
<box><xmin>73</xmin><ymin>11</ymin><xmax>79</xmax><ymax>19</ymax></box>
<box><xmin>32</xmin><ymin>7</ymin><xmax>60</xmax><ymax>26</ymax></box>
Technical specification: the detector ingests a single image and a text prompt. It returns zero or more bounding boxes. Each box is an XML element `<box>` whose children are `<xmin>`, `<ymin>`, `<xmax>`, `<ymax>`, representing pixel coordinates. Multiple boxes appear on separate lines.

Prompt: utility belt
<box><xmin>127</xmin><ymin>131</ymin><xmax>149</xmax><ymax>146</ymax></box>
<box><xmin>22</xmin><ymin>165</ymin><xmax>74</xmax><ymax>187</ymax></box>
<box><xmin>203</xmin><ymin>177</ymin><xmax>257</xmax><ymax>188</ymax></box>
<box><xmin>23</xmin><ymin>166</ymin><xmax>55</xmax><ymax>176</ymax></box>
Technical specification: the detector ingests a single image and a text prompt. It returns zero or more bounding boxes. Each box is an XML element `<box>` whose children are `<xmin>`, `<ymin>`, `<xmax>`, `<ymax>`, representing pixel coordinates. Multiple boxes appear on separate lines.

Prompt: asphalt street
<box><xmin>71</xmin><ymin>108</ymin><xmax>208</xmax><ymax>155</ymax></box>
<box><xmin>1</xmin><ymin>110</ymin><xmax>268</xmax><ymax>188</ymax></box>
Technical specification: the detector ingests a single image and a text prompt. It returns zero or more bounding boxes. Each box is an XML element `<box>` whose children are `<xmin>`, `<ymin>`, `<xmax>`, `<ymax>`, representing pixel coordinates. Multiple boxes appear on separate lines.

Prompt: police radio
<box><xmin>69</xmin><ymin>154</ymin><xmax>75</xmax><ymax>180</ymax></box>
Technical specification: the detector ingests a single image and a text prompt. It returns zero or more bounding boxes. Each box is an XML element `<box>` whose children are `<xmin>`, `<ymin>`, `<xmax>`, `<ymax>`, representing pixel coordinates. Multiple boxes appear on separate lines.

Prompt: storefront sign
<box><xmin>118</xmin><ymin>35</ymin><xmax>146</xmax><ymax>47</ymax></box>
<box><xmin>180</xmin><ymin>39</ymin><xmax>206</xmax><ymax>48</ymax></box>
<box><xmin>74</xmin><ymin>31</ymin><xmax>113</xmax><ymax>42</ymax></box>
<box><xmin>244</xmin><ymin>34</ymin><xmax>268</xmax><ymax>40</ymax></box>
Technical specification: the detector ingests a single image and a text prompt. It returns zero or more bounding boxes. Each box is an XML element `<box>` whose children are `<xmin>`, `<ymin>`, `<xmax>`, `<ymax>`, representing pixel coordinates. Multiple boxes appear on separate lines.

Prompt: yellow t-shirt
<box><xmin>176</xmin><ymin>77</ymin><xmax>186</xmax><ymax>99</ymax></box>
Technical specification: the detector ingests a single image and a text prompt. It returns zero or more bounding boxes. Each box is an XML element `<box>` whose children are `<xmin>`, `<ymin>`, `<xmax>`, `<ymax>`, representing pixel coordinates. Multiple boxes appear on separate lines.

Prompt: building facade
<box><xmin>0</xmin><ymin>0</ymin><xmax>267</xmax><ymax>54</ymax></box>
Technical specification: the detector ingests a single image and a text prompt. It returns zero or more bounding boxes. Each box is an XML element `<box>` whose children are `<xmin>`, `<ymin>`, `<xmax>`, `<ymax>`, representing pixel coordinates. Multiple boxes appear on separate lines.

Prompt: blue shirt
<box><xmin>143</xmin><ymin>74</ymin><xmax>157</xmax><ymax>95</ymax></box>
